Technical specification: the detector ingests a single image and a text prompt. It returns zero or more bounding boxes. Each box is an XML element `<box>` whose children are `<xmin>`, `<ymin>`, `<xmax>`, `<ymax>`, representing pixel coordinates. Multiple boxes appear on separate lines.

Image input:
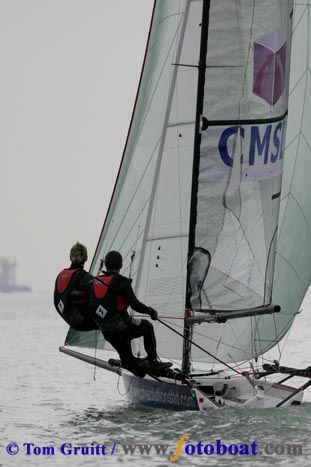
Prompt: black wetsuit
<box><xmin>89</xmin><ymin>272</ymin><xmax>157</xmax><ymax>368</ymax></box>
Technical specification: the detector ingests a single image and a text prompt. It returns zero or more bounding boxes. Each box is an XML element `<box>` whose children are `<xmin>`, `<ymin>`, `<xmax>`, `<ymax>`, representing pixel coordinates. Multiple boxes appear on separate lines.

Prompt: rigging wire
<box><xmin>93</xmin><ymin>327</ymin><xmax>99</xmax><ymax>381</ymax></box>
<box><xmin>191</xmin><ymin>319</ymin><xmax>257</xmax><ymax>361</ymax></box>
<box><xmin>92</xmin><ymin>261</ymin><xmax>105</xmax><ymax>380</ymax></box>
<box><xmin>157</xmin><ymin>317</ymin><xmax>240</xmax><ymax>374</ymax></box>
<box><xmin>143</xmin><ymin>311</ymin><xmax>285</xmax><ymax>373</ymax></box>
<box><xmin>272</xmin><ymin>312</ymin><xmax>282</xmax><ymax>362</ymax></box>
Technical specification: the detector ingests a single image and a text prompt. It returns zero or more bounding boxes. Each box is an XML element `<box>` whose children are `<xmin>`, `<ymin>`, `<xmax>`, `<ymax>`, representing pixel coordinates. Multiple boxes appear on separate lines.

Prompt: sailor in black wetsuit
<box><xmin>89</xmin><ymin>251</ymin><xmax>171</xmax><ymax>377</ymax></box>
<box><xmin>54</xmin><ymin>242</ymin><xmax>97</xmax><ymax>331</ymax></box>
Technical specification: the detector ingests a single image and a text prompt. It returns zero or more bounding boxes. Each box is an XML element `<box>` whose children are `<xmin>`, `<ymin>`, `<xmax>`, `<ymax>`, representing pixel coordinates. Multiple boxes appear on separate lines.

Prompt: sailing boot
<box><xmin>148</xmin><ymin>358</ymin><xmax>173</xmax><ymax>375</ymax></box>
<box><xmin>122</xmin><ymin>358</ymin><xmax>146</xmax><ymax>378</ymax></box>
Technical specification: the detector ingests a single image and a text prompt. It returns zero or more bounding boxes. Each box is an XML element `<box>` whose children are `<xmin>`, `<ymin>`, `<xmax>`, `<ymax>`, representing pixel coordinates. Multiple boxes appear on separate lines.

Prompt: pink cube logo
<box><xmin>253</xmin><ymin>31</ymin><xmax>287</xmax><ymax>105</ymax></box>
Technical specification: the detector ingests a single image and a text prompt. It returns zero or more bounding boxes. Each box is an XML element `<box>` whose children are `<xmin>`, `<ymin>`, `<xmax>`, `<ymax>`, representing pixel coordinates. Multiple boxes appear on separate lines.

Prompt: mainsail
<box><xmin>65</xmin><ymin>1</ymin><xmax>310</xmax><ymax>371</ymax></box>
<box><xmin>185</xmin><ymin>0</ymin><xmax>293</xmax><ymax>365</ymax></box>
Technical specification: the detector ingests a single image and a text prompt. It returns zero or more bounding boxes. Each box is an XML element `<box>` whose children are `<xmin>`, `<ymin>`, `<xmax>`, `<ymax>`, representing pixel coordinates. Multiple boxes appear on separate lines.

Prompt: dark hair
<box><xmin>105</xmin><ymin>251</ymin><xmax>122</xmax><ymax>271</ymax></box>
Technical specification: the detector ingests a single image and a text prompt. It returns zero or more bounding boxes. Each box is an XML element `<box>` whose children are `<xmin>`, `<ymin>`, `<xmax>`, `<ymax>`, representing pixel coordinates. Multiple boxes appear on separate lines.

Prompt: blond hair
<box><xmin>70</xmin><ymin>242</ymin><xmax>87</xmax><ymax>265</ymax></box>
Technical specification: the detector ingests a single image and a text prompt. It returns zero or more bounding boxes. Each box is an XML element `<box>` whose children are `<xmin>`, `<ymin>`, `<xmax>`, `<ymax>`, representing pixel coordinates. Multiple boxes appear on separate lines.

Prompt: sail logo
<box><xmin>199</xmin><ymin>118</ymin><xmax>287</xmax><ymax>182</ymax></box>
<box><xmin>253</xmin><ymin>31</ymin><xmax>287</xmax><ymax>105</ymax></box>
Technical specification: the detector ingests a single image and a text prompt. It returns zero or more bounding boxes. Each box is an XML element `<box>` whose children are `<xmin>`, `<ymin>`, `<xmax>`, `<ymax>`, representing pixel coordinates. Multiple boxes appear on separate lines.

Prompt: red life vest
<box><xmin>56</xmin><ymin>268</ymin><xmax>80</xmax><ymax>293</ymax></box>
<box><xmin>91</xmin><ymin>275</ymin><xmax>128</xmax><ymax>333</ymax></box>
<box><xmin>54</xmin><ymin>268</ymin><xmax>86</xmax><ymax>324</ymax></box>
<box><xmin>93</xmin><ymin>275</ymin><xmax>128</xmax><ymax>311</ymax></box>
<box><xmin>56</xmin><ymin>268</ymin><xmax>87</xmax><ymax>305</ymax></box>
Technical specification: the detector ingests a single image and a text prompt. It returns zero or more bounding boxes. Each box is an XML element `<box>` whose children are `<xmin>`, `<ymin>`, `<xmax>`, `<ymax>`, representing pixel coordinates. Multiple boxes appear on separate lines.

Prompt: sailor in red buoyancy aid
<box><xmin>89</xmin><ymin>251</ymin><xmax>171</xmax><ymax>377</ymax></box>
<box><xmin>54</xmin><ymin>242</ymin><xmax>97</xmax><ymax>331</ymax></box>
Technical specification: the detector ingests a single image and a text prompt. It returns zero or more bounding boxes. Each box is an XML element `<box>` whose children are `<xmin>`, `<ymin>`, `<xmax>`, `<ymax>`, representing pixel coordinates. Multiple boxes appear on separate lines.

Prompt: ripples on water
<box><xmin>1</xmin><ymin>292</ymin><xmax>311</xmax><ymax>466</ymax></box>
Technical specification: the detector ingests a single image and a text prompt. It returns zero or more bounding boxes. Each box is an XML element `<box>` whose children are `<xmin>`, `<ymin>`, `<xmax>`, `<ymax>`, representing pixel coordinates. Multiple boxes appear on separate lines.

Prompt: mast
<box><xmin>182</xmin><ymin>0</ymin><xmax>210</xmax><ymax>375</ymax></box>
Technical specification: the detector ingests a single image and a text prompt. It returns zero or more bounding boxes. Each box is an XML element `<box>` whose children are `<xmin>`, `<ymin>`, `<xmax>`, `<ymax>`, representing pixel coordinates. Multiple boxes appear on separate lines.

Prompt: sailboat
<box><xmin>60</xmin><ymin>0</ymin><xmax>311</xmax><ymax>410</ymax></box>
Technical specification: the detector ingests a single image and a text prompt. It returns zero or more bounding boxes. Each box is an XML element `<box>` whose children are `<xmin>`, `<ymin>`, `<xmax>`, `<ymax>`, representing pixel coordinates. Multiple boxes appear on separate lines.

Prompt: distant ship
<box><xmin>0</xmin><ymin>258</ymin><xmax>31</xmax><ymax>293</ymax></box>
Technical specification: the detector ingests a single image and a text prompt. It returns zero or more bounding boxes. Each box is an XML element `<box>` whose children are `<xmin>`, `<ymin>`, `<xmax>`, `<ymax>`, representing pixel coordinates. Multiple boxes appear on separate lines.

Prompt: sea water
<box><xmin>1</xmin><ymin>290</ymin><xmax>311</xmax><ymax>467</ymax></box>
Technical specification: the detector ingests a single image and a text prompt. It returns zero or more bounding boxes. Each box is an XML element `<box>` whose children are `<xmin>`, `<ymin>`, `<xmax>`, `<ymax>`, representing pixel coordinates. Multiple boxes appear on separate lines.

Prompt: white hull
<box><xmin>122</xmin><ymin>370</ymin><xmax>303</xmax><ymax>411</ymax></box>
<box><xmin>59</xmin><ymin>348</ymin><xmax>305</xmax><ymax>411</ymax></box>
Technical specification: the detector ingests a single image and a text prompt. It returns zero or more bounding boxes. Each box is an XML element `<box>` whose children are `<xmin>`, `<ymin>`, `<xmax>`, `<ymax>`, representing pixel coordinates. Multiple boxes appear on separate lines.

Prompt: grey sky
<box><xmin>0</xmin><ymin>0</ymin><xmax>153</xmax><ymax>290</ymax></box>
